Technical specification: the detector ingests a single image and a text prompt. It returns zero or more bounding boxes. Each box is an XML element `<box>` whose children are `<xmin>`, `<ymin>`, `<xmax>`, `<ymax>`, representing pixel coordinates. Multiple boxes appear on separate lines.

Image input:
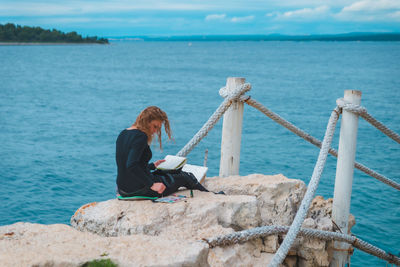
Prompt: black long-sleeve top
<box><xmin>116</xmin><ymin>129</ymin><xmax>160</xmax><ymax>193</ymax></box>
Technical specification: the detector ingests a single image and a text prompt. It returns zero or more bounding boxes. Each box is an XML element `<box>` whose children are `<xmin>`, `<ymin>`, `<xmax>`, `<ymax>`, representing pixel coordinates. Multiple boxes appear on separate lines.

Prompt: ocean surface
<box><xmin>1</xmin><ymin>41</ymin><xmax>399</xmax><ymax>266</ymax></box>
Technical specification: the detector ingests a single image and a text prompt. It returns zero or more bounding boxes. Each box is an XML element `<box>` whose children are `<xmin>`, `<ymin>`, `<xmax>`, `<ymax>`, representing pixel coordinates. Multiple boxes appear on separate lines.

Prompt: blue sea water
<box><xmin>0</xmin><ymin>41</ymin><xmax>399</xmax><ymax>266</ymax></box>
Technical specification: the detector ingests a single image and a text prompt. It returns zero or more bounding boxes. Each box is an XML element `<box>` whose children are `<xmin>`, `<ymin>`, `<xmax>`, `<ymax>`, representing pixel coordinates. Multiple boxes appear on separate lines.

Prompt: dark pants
<box><xmin>118</xmin><ymin>171</ymin><xmax>208</xmax><ymax>198</ymax></box>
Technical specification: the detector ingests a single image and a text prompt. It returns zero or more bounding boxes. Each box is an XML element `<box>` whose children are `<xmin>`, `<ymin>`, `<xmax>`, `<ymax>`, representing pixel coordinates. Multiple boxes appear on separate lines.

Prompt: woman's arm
<box><xmin>148</xmin><ymin>159</ymin><xmax>166</xmax><ymax>170</ymax></box>
<box><xmin>126</xmin><ymin>134</ymin><xmax>155</xmax><ymax>188</ymax></box>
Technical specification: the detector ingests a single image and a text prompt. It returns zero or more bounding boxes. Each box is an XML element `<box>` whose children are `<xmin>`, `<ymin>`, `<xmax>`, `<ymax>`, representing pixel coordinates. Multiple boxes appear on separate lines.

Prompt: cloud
<box><xmin>270</xmin><ymin>6</ymin><xmax>330</xmax><ymax>21</ymax></box>
<box><xmin>283</xmin><ymin>6</ymin><xmax>329</xmax><ymax>18</ymax></box>
<box><xmin>24</xmin><ymin>17</ymin><xmax>149</xmax><ymax>25</ymax></box>
<box><xmin>336</xmin><ymin>0</ymin><xmax>400</xmax><ymax>21</ymax></box>
<box><xmin>342</xmin><ymin>0</ymin><xmax>400</xmax><ymax>12</ymax></box>
<box><xmin>0</xmin><ymin>0</ymin><xmax>212</xmax><ymax>16</ymax></box>
<box><xmin>265</xmin><ymin>12</ymin><xmax>278</xmax><ymax>17</ymax></box>
<box><xmin>205</xmin><ymin>14</ymin><xmax>226</xmax><ymax>21</ymax></box>
<box><xmin>2</xmin><ymin>0</ymin><xmax>400</xmax><ymax>35</ymax></box>
<box><xmin>388</xmin><ymin>10</ymin><xmax>400</xmax><ymax>21</ymax></box>
<box><xmin>204</xmin><ymin>14</ymin><xmax>254</xmax><ymax>23</ymax></box>
<box><xmin>231</xmin><ymin>15</ymin><xmax>255</xmax><ymax>22</ymax></box>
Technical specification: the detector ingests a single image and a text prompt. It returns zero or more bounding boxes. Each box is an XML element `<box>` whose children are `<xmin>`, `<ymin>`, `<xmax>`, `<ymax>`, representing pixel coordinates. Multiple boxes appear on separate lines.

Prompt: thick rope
<box><xmin>337</xmin><ymin>98</ymin><xmax>400</xmax><ymax>144</ymax></box>
<box><xmin>353</xmin><ymin>161</ymin><xmax>400</xmax><ymax>191</ymax></box>
<box><xmin>244</xmin><ymin>97</ymin><xmax>400</xmax><ymax>191</ymax></box>
<box><xmin>268</xmin><ymin>107</ymin><xmax>340</xmax><ymax>266</ymax></box>
<box><xmin>174</xmin><ymin>92</ymin><xmax>398</xmax><ymax>264</ymax></box>
<box><xmin>204</xmin><ymin>225</ymin><xmax>400</xmax><ymax>266</ymax></box>
<box><xmin>176</xmin><ymin>83</ymin><xmax>251</xmax><ymax>157</ymax></box>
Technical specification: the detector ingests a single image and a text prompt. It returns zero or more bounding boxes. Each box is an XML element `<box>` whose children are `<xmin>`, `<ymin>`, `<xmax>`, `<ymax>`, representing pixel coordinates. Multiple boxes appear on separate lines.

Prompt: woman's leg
<box><xmin>118</xmin><ymin>187</ymin><xmax>159</xmax><ymax>198</ymax></box>
<box><xmin>160</xmin><ymin>172</ymin><xmax>209</xmax><ymax>196</ymax></box>
<box><xmin>157</xmin><ymin>174</ymin><xmax>182</xmax><ymax>196</ymax></box>
<box><xmin>179</xmin><ymin>172</ymin><xmax>209</xmax><ymax>192</ymax></box>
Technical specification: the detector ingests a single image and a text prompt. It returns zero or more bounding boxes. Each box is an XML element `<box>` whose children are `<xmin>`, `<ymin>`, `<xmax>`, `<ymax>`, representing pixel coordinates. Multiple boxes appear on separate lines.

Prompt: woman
<box><xmin>116</xmin><ymin>106</ymin><xmax>208</xmax><ymax>198</ymax></box>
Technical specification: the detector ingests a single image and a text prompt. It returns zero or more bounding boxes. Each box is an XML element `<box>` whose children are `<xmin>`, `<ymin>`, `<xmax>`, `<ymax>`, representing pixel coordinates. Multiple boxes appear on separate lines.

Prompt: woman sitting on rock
<box><xmin>116</xmin><ymin>106</ymin><xmax>209</xmax><ymax>198</ymax></box>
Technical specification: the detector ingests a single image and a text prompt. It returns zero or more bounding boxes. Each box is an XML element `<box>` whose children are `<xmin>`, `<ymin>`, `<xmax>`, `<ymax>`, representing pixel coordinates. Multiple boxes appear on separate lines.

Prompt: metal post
<box><xmin>331</xmin><ymin>90</ymin><xmax>362</xmax><ymax>267</ymax></box>
<box><xmin>219</xmin><ymin>77</ymin><xmax>245</xmax><ymax>177</ymax></box>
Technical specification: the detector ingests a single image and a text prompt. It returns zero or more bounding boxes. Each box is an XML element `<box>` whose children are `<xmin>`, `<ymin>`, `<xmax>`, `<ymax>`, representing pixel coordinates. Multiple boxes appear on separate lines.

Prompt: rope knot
<box><xmin>336</xmin><ymin>98</ymin><xmax>367</xmax><ymax>115</ymax></box>
<box><xmin>219</xmin><ymin>83</ymin><xmax>251</xmax><ymax>100</ymax></box>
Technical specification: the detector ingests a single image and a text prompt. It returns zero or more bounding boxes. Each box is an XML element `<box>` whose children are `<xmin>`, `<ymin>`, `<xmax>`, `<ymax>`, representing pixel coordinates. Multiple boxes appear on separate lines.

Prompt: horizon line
<box><xmin>105</xmin><ymin>32</ymin><xmax>400</xmax><ymax>42</ymax></box>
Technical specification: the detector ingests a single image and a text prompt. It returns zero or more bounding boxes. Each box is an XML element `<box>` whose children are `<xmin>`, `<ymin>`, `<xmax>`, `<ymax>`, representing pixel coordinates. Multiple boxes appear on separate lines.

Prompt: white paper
<box><xmin>182</xmin><ymin>164</ymin><xmax>208</xmax><ymax>183</ymax></box>
<box><xmin>157</xmin><ymin>155</ymin><xmax>187</xmax><ymax>170</ymax></box>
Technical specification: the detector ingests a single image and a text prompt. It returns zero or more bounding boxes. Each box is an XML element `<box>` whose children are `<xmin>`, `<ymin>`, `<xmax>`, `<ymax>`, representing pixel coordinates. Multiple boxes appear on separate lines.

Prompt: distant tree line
<box><xmin>0</xmin><ymin>23</ymin><xmax>108</xmax><ymax>44</ymax></box>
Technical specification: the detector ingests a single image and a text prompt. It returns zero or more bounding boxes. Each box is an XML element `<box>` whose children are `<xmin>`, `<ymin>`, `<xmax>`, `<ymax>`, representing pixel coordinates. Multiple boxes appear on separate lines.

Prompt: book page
<box><xmin>157</xmin><ymin>155</ymin><xmax>187</xmax><ymax>170</ymax></box>
<box><xmin>182</xmin><ymin>164</ymin><xmax>208</xmax><ymax>183</ymax></box>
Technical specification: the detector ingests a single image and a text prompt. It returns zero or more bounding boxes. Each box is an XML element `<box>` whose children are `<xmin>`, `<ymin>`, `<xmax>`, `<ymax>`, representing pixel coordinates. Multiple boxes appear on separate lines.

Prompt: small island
<box><xmin>0</xmin><ymin>23</ymin><xmax>108</xmax><ymax>44</ymax></box>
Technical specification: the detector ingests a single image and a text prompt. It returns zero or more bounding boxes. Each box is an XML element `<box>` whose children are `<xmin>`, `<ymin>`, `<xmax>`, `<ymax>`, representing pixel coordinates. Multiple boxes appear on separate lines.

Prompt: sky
<box><xmin>1</xmin><ymin>0</ymin><xmax>400</xmax><ymax>37</ymax></box>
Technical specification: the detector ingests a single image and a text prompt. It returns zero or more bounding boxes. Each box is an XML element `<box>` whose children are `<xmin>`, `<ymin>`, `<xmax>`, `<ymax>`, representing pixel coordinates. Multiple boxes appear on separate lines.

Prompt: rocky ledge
<box><xmin>0</xmin><ymin>174</ymin><xmax>355</xmax><ymax>267</ymax></box>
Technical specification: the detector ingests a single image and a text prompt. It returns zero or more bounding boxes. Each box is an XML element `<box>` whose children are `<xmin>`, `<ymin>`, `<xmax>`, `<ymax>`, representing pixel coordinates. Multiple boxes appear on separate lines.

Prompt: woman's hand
<box><xmin>151</xmin><ymin>182</ymin><xmax>166</xmax><ymax>194</ymax></box>
<box><xmin>154</xmin><ymin>159</ymin><xmax>166</xmax><ymax>168</ymax></box>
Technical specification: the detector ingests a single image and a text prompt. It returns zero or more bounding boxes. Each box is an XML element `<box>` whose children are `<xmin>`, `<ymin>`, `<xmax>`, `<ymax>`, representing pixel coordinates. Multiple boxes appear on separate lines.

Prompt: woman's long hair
<box><xmin>133</xmin><ymin>106</ymin><xmax>172</xmax><ymax>149</ymax></box>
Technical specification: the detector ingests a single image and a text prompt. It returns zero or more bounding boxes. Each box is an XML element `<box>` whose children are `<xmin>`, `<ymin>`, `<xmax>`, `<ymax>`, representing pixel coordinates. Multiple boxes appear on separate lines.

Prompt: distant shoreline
<box><xmin>108</xmin><ymin>33</ymin><xmax>400</xmax><ymax>42</ymax></box>
<box><xmin>1</xmin><ymin>23</ymin><xmax>109</xmax><ymax>44</ymax></box>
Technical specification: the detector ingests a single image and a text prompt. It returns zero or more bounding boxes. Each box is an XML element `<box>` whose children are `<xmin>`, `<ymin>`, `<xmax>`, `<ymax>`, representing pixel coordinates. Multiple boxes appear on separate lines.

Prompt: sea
<box><xmin>0</xmin><ymin>41</ymin><xmax>399</xmax><ymax>266</ymax></box>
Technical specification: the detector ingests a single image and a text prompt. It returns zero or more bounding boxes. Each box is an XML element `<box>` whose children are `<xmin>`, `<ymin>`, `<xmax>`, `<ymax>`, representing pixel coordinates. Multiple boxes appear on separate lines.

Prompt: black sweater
<box><xmin>115</xmin><ymin>129</ymin><xmax>159</xmax><ymax>193</ymax></box>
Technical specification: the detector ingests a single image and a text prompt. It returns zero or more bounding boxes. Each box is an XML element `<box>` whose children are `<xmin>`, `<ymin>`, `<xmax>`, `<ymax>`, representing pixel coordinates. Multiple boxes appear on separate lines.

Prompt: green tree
<box><xmin>0</xmin><ymin>23</ymin><xmax>109</xmax><ymax>43</ymax></box>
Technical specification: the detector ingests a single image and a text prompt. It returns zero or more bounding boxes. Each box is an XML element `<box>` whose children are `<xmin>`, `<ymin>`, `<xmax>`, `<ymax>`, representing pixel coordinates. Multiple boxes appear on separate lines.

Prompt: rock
<box><xmin>283</xmin><ymin>255</ymin><xmax>298</xmax><ymax>267</ymax></box>
<box><xmin>302</xmin><ymin>218</ymin><xmax>317</xmax><ymax>229</ymax></box>
<box><xmin>0</xmin><ymin>222</ymin><xmax>209</xmax><ymax>267</ymax></box>
<box><xmin>208</xmin><ymin>241</ymin><xmax>274</xmax><ymax>267</ymax></box>
<box><xmin>69</xmin><ymin>174</ymin><xmax>310</xmax><ymax>266</ymax></box>
<box><xmin>1</xmin><ymin>174</ymin><xmax>356</xmax><ymax>267</ymax></box>
<box><xmin>205</xmin><ymin>174</ymin><xmax>307</xmax><ymax>226</ymax></box>
<box><xmin>291</xmin><ymin>196</ymin><xmax>356</xmax><ymax>267</ymax></box>
<box><xmin>71</xmin><ymin>191</ymin><xmax>259</xmax><ymax>240</ymax></box>
<box><xmin>261</xmin><ymin>235</ymin><xmax>279</xmax><ymax>253</ymax></box>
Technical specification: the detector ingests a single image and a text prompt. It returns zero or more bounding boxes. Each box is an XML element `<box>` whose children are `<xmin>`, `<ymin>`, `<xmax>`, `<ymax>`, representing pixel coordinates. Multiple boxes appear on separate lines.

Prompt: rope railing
<box><xmin>175</xmin><ymin>84</ymin><xmax>399</xmax><ymax>266</ymax></box>
<box><xmin>176</xmin><ymin>83</ymin><xmax>251</xmax><ymax>157</ymax></box>
<box><xmin>337</xmin><ymin>98</ymin><xmax>400</xmax><ymax>144</ymax></box>
<box><xmin>268</xmin><ymin>107</ymin><xmax>340</xmax><ymax>266</ymax></box>
<box><xmin>244</xmin><ymin>96</ymin><xmax>400</xmax><ymax>191</ymax></box>
<box><xmin>204</xmin><ymin>225</ymin><xmax>400</xmax><ymax>266</ymax></box>
<box><xmin>178</xmin><ymin>92</ymin><xmax>399</xmax><ymax>191</ymax></box>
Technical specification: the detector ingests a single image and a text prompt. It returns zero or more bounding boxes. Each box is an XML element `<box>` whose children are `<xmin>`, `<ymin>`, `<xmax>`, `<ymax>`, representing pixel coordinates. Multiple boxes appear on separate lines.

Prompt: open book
<box><xmin>156</xmin><ymin>155</ymin><xmax>208</xmax><ymax>183</ymax></box>
<box><xmin>156</xmin><ymin>155</ymin><xmax>187</xmax><ymax>170</ymax></box>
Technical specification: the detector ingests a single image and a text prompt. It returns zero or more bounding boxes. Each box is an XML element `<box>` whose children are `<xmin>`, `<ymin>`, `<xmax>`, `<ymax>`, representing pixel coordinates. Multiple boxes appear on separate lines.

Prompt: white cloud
<box><xmin>204</xmin><ymin>14</ymin><xmax>254</xmax><ymax>23</ymax></box>
<box><xmin>266</xmin><ymin>0</ymin><xmax>356</xmax><ymax>8</ymax></box>
<box><xmin>35</xmin><ymin>17</ymin><xmax>148</xmax><ymax>24</ymax></box>
<box><xmin>342</xmin><ymin>0</ymin><xmax>400</xmax><ymax>12</ymax></box>
<box><xmin>205</xmin><ymin>14</ymin><xmax>226</xmax><ymax>21</ymax></box>
<box><xmin>231</xmin><ymin>15</ymin><xmax>255</xmax><ymax>22</ymax></box>
<box><xmin>2</xmin><ymin>0</ymin><xmax>400</xmax><ymax>34</ymax></box>
<box><xmin>336</xmin><ymin>0</ymin><xmax>400</xmax><ymax>21</ymax></box>
<box><xmin>264</xmin><ymin>0</ymin><xmax>400</xmax><ymax>23</ymax></box>
<box><xmin>265</xmin><ymin>12</ymin><xmax>278</xmax><ymax>17</ymax></box>
<box><xmin>284</xmin><ymin>6</ymin><xmax>329</xmax><ymax>17</ymax></box>
<box><xmin>0</xmin><ymin>1</ymin><xmax>212</xmax><ymax>16</ymax></box>
<box><xmin>388</xmin><ymin>10</ymin><xmax>400</xmax><ymax>21</ymax></box>
<box><xmin>272</xmin><ymin>6</ymin><xmax>330</xmax><ymax>20</ymax></box>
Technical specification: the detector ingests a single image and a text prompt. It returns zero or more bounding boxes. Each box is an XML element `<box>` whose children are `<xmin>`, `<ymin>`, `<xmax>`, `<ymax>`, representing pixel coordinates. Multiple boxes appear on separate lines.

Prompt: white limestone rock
<box><xmin>208</xmin><ymin>241</ymin><xmax>275</xmax><ymax>267</ymax></box>
<box><xmin>71</xmin><ymin>191</ymin><xmax>259</xmax><ymax>240</ymax></box>
<box><xmin>291</xmin><ymin>196</ymin><xmax>356</xmax><ymax>267</ymax></box>
<box><xmin>0</xmin><ymin>222</ymin><xmax>209</xmax><ymax>267</ymax></box>
<box><xmin>70</xmin><ymin>174</ymin><xmax>310</xmax><ymax>266</ymax></box>
<box><xmin>205</xmin><ymin>174</ymin><xmax>307</xmax><ymax>226</ymax></box>
<box><xmin>1</xmin><ymin>174</ymin><xmax>354</xmax><ymax>267</ymax></box>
